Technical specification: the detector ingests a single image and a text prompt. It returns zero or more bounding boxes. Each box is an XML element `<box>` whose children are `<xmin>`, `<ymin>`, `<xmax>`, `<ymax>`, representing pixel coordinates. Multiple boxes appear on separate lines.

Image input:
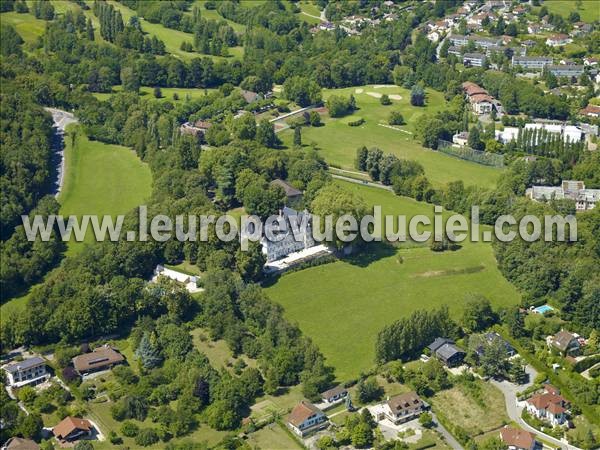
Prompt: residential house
<box><xmin>470</xmin><ymin>94</ymin><xmax>495</xmax><ymax>114</ymax></box>
<box><xmin>526</xmin><ymin>180</ymin><xmax>599</xmax><ymax>211</ymax></box>
<box><xmin>448</xmin><ymin>34</ymin><xmax>469</xmax><ymax>47</ymax></box>
<box><xmin>72</xmin><ymin>345</ymin><xmax>125</xmax><ymax>375</ymax></box>
<box><xmin>1</xmin><ymin>437</ymin><xmax>40</xmax><ymax>450</ymax></box>
<box><xmin>499</xmin><ymin>426</ymin><xmax>538</xmax><ymax>450</ymax></box>
<box><xmin>547</xmin><ymin>64</ymin><xmax>585</xmax><ymax>78</ymax></box>
<box><xmin>447</xmin><ymin>45</ymin><xmax>462</xmax><ymax>56</ymax></box>
<box><xmin>270</xmin><ymin>179</ymin><xmax>303</xmax><ymax>205</ymax></box>
<box><xmin>240</xmin><ymin>90</ymin><xmax>262</xmax><ymax>104</ymax></box>
<box><xmin>429</xmin><ymin>338</ymin><xmax>466</xmax><ymax>367</ymax></box>
<box><xmin>546</xmin><ymin>34</ymin><xmax>572</xmax><ymax>47</ymax></box>
<box><xmin>511</xmin><ymin>56</ymin><xmax>552</xmax><ymax>70</ymax></box>
<box><xmin>287</xmin><ymin>401</ymin><xmax>328</xmax><ymax>437</ymax></box>
<box><xmin>470</xmin><ymin>35</ymin><xmax>503</xmax><ymax>49</ymax></box>
<box><xmin>463</xmin><ymin>52</ymin><xmax>486</xmax><ymax>67</ymax></box>
<box><xmin>2</xmin><ymin>356</ymin><xmax>49</xmax><ymax>388</ymax></box>
<box><xmin>371</xmin><ymin>392</ymin><xmax>425</xmax><ymax>424</ymax></box>
<box><xmin>580</xmin><ymin>104</ymin><xmax>600</xmax><ymax>118</ymax></box>
<box><xmin>261</xmin><ymin>207</ymin><xmax>316</xmax><ymax>262</ymax></box>
<box><xmin>320</xmin><ymin>385</ymin><xmax>348</xmax><ymax>403</ymax></box>
<box><xmin>475</xmin><ymin>332</ymin><xmax>516</xmax><ymax>358</ymax></box>
<box><xmin>152</xmin><ymin>265</ymin><xmax>202</xmax><ymax>293</ymax></box>
<box><xmin>549</xmin><ymin>330</ymin><xmax>581</xmax><ymax>356</ymax></box>
<box><xmin>52</xmin><ymin>417</ymin><xmax>95</xmax><ymax>443</ymax></box>
<box><xmin>521</xmin><ymin>39</ymin><xmax>536</xmax><ymax>48</ymax></box>
<box><xmin>525</xmin><ymin>387</ymin><xmax>569</xmax><ymax>426</ymax></box>
<box><xmin>527</xmin><ymin>24</ymin><xmax>541</xmax><ymax>34</ymax></box>
<box><xmin>180</xmin><ymin>120</ymin><xmax>212</xmax><ymax>139</ymax></box>
<box><xmin>452</xmin><ymin>131</ymin><xmax>469</xmax><ymax>147</ymax></box>
<box><xmin>583</xmin><ymin>57</ymin><xmax>599</xmax><ymax>67</ymax></box>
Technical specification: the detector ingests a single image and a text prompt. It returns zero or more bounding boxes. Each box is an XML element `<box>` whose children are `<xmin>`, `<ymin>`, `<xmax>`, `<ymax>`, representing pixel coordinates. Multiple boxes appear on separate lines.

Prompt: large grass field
<box><xmin>265</xmin><ymin>181</ymin><xmax>521</xmax><ymax>381</ymax></box>
<box><xmin>280</xmin><ymin>85</ymin><xmax>503</xmax><ymax>189</ymax></box>
<box><xmin>539</xmin><ymin>1</ymin><xmax>600</xmax><ymax>23</ymax></box>
<box><xmin>58</xmin><ymin>127</ymin><xmax>152</xmax><ymax>255</ymax></box>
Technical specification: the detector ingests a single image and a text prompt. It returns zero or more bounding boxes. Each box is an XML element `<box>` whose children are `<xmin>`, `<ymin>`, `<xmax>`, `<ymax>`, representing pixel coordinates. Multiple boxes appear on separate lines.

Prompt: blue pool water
<box><xmin>533</xmin><ymin>304</ymin><xmax>554</xmax><ymax>314</ymax></box>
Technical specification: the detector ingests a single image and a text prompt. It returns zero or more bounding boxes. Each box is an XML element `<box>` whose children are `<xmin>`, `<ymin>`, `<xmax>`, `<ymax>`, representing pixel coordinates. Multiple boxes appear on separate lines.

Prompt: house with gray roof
<box><xmin>2</xmin><ymin>356</ymin><xmax>49</xmax><ymax>388</ymax></box>
<box><xmin>429</xmin><ymin>338</ymin><xmax>465</xmax><ymax>367</ymax></box>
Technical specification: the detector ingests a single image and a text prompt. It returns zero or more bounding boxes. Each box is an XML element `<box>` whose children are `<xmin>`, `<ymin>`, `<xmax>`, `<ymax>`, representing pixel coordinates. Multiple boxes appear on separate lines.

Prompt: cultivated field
<box><xmin>59</xmin><ymin>127</ymin><xmax>152</xmax><ymax>255</ymax></box>
<box><xmin>431</xmin><ymin>380</ymin><xmax>510</xmax><ymax>437</ymax></box>
<box><xmin>265</xmin><ymin>181</ymin><xmax>521</xmax><ymax>381</ymax></box>
<box><xmin>280</xmin><ymin>85</ymin><xmax>503</xmax><ymax>189</ymax></box>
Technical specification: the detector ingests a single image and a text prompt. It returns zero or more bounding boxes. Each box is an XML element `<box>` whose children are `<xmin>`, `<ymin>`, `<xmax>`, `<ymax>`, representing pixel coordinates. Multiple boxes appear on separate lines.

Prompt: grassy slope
<box><xmin>265</xmin><ymin>180</ymin><xmax>521</xmax><ymax>381</ymax></box>
<box><xmin>0</xmin><ymin>11</ymin><xmax>46</xmax><ymax>44</ymax></box>
<box><xmin>280</xmin><ymin>85</ymin><xmax>503</xmax><ymax>189</ymax></box>
<box><xmin>107</xmin><ymin>1</ymin><xmax>244</xmax><ymax>61</ymax></box>
<box><xmin>541</xmin><ymin>1</ymin><xmax>600</xmax><ymax>23</ymax></box>
<box><xmin>58</xmin><ymin>128</ymin><xmax>152</xmax><ymax>255</ymax></box>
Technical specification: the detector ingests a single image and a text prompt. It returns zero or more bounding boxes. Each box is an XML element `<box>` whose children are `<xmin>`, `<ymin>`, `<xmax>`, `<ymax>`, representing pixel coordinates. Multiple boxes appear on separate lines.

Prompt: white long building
<box><xmin>496</xmin><ymin>124</ymin><xmax>583</xmax><ymax>144</ymax></box>
<box><xmin>526</xmin><ymin>181</ymin><xmax>600</xmax><ymax>211</ymax></box>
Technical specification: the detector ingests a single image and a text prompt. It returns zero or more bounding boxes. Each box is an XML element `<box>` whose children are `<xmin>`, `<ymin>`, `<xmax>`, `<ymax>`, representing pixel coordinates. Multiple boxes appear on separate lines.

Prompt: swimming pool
<box><xmin>533</xmin><ymin>304</ymin><xmax>554</xmax><ymax>314</ymax></box>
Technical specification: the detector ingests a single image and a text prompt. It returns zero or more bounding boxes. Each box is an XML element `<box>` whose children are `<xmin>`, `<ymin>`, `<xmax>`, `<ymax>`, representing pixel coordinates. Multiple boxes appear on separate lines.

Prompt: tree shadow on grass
<box><xmin>344</xmin><ymin>241</ymin><xmax>396</xmax><ymax>268</ymax></box>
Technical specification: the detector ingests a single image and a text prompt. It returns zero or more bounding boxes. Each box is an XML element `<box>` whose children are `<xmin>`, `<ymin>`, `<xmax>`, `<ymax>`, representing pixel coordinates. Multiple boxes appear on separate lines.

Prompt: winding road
<box><xmin>491</xmin><ymin>365</ymin><xmax>583</xmax><ymax>450</ymax></box>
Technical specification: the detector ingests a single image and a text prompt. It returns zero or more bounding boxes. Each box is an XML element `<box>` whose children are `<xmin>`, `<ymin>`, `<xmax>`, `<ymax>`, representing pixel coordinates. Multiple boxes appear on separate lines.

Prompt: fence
<box><xmin>437</xmin><ymin>140</ymin><xmax>505</xmax><ymax>168</ymax></box>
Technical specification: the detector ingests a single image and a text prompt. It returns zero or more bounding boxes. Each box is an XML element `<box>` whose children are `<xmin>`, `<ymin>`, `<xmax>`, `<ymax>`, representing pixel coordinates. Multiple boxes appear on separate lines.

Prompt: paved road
<box><xmin>331</xmin><ymin>173</ymin><xmax>393</xmax><ymax>191</ymax></box>
<box><xmin>491</xmin><ymin>366</ymin><xmax>583</xmax><ymax>450</ymax></box>
<box><xmin>431</xmin><ymin>412</ymin><xmax>464</xmax><ymax>450</ymax></box>
<box><xmin>44</xmin><ymin>107</ymin><xmax>78</xmax><ymax>197</ymax></box>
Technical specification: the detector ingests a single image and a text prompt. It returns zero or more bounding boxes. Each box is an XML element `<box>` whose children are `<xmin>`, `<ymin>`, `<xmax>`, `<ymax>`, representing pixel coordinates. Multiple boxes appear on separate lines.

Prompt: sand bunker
<box><xmin>366</xmin><ymin>92</ymin><xmax>382</xmax><ymax>98</ymax></box>
<box><xmin>355</xmin><ymin>88</ymin><xmax>364</xmax><ymax>93</ymax></box>
<box><xmin>389</xmin><ymin>94</ymin><xmax>402</xmax><ymax>100</ymax></box>
<box><xmin>373</xmin><ymin>84</ymin><xmax>396</xmax><ymax>89</ymax></box>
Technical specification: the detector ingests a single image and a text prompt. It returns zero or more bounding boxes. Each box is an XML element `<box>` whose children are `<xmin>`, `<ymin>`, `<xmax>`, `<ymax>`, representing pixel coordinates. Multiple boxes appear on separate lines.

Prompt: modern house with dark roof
<box><xmin>72</xmin><ymin>345</ymin><xmax>125</xmax><ymax>375</ymax></box>
<box><xmin>2</xmin><ymin>356</ymin><xmax>49</xmax><ymax>388</ymax></box>
<box><xmin>549</xmin><ymin>330</ymin><xmax>581</xmax><ymax>356</ymax></box>
<box><xmin>429</xmin><ymin>338</ymin><xmax>466</xmax><ymax>367</ymax></box>
<box><xmin>475</xmin><ymin>332</ymin><xmax>516</xmax><ymax>358</ymax></box>
<box><xmin>320</xmin><ymin>385</ymin><xmax>348</xmax><ymax>403</ymax></box>
<box><xmin>287</xmin><ymin>401</ymin><xmax>328</xmax><ymax>437</ymax></box>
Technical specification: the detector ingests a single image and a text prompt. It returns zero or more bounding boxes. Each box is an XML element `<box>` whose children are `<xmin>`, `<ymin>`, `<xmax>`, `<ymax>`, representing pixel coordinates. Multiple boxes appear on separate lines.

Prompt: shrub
<box><xmin>120</xmin><ymin>421</ymin><xmax>139</xmax><ymax>437</ymax></box>
<box><xmin>380</xmin><ymin>94</ymin><xmax>391</xmax><ymax>105</ymax></box>
<box><xmin>388</xmin><ymin>111</ymin><xmax>405</xmax><ymax>125</ymax></box>
<box><xmin>135</xmin><ymin>428</ymin><xmax>160</xmax><ymax>446</ymax></box>
<box><xmin>348</xmin><ymin>118</ymin><xmax>365</xmax><ymax>127</ymax></box>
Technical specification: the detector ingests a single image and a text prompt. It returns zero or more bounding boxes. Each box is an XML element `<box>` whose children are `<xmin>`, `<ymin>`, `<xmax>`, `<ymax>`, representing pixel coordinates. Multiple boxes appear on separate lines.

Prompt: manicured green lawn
<box><xmin>539</xmin><ymin>1</ymin><xmax>600</xmax><ymax>23</ymax></box>
<box><xmin>280</xmin><ymin>85</ymin><xmax>503</xmax><ymax>189</ymax></box>
<box><xmin>246</xmin><ymin>423</ymin><xmax>303</xmax><ymax>449</ymax></box>
<box><xmin>0</xmin><ymin>11</ymin><xmax>46</xmax><ymax>44</ymax></box>
<box><xmin>265</xmin><ymin>181</ymin><xmax>520</xmax><ymax>381</ymax></box>
<box><xmin>58</xmin><ymin>127</ymin><xmax>152</xmax><ymax>255</ymax></box>
<box><xmin>92</xmin><ymin>85</ymin><xmax>215</xmax><ymax>102</ymax></box>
